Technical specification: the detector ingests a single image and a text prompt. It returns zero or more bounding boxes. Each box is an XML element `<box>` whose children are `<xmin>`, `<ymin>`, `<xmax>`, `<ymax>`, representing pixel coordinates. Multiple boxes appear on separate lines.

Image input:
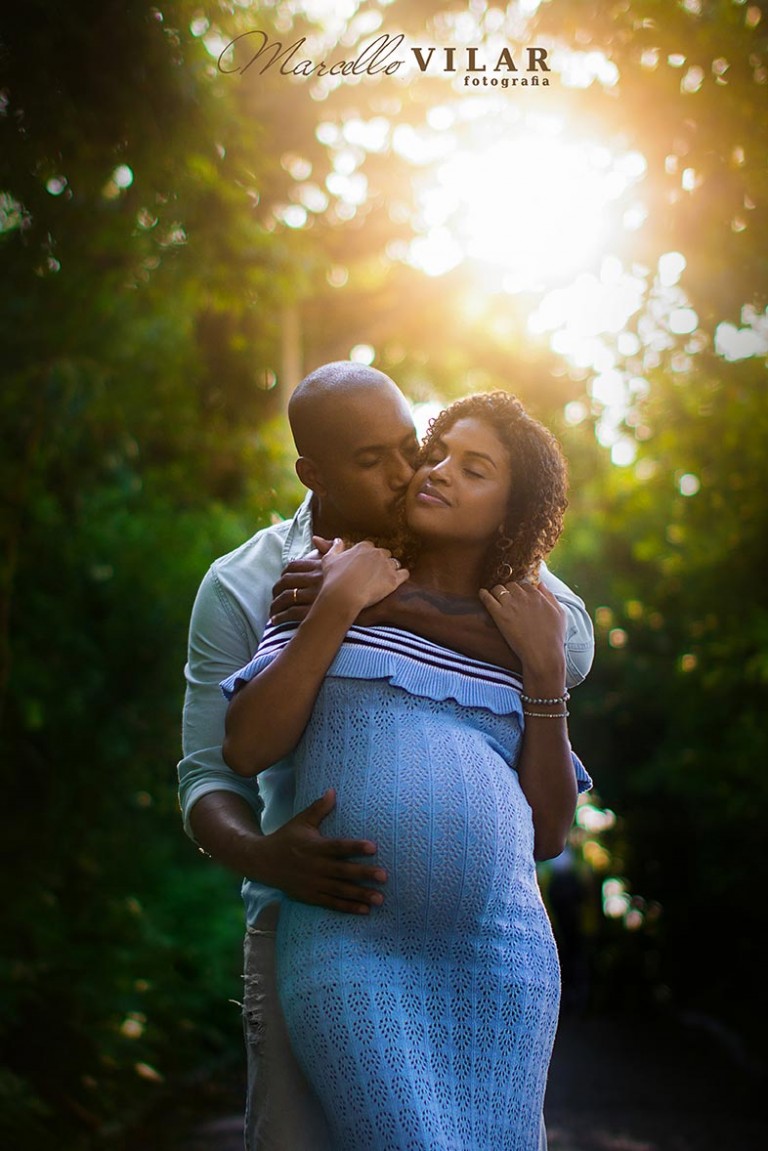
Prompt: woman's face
<box><xmin>405</xmin><ymin>416</ymin><xmax>512</xmax><ymax>546</ymax></box>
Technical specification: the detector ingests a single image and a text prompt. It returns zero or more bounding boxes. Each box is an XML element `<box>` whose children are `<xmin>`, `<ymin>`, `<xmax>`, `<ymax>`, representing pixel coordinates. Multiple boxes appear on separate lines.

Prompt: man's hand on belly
<box><xmin>262</xmin><ymin>788</ymin><xmax>387</xmax><ymax>915</ymax></box>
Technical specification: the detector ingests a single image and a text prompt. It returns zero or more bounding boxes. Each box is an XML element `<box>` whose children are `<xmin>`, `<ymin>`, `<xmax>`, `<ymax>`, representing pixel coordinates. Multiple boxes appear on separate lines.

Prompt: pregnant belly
<box><xmin>294</xmin><ymin>681</ymin><xmax>539</xmax><ymax>935</ymax></box>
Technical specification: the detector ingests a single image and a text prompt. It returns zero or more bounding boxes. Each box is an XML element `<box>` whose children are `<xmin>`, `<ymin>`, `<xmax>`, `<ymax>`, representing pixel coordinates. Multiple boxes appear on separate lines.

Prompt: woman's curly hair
<box><xmin>403</xmin><ymin>391</ymin><xmax>568</xmax><ymax>588</ymax></box>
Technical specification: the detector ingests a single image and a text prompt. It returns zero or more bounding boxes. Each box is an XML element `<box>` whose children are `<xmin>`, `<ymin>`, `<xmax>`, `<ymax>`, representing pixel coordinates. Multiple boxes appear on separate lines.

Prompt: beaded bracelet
<box><xmin>520</xmin><ymin>691</ymin><xmax>570</xmax><ymax>706</ymax></box>
<box><xmin>523</xmin><ymin>709</ymin><xmax>570</xmax><ymax>719</ymax></box>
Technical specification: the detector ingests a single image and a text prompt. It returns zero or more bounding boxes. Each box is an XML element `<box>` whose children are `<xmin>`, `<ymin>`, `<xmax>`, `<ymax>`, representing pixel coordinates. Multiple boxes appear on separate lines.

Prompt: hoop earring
<box><xmin>494</xmin><ymin>529</ymin><xmax>515</xmax><ymax>583</ymax></box>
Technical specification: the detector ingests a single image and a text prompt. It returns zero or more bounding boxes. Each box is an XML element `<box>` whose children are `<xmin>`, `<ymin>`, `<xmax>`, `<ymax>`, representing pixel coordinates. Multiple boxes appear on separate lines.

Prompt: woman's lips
<box><xmin>415</xmin><ymin>484</ymin><xmax>450</xmax><ymax>507</ymax></box>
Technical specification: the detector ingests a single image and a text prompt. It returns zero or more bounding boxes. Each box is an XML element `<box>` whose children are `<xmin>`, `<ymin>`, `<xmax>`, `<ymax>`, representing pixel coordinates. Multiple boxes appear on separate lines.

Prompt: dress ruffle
<box><xmin>220</xmin><ymin>622</ymin><xmax>591</xmax><ymax>793</ymax></box>
<box><xmin>221</xmin><ymin>623</ymin><xmax>525</xmax><ymax>718</ymax></box>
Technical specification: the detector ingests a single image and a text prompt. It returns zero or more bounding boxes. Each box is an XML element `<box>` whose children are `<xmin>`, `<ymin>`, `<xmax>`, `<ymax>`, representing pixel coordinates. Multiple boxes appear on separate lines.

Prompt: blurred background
<box><xmin>2</xmin><ymin>1</ymin><xmax>767</xmax><ymax>1148</ymax></box>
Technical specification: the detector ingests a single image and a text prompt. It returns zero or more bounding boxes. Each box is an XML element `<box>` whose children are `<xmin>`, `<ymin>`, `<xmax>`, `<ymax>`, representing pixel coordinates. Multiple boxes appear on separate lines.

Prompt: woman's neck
<box><xmin>409</xmin><ymin>544</ymin><xmax>488</xmax><ymax>597</ymax></box>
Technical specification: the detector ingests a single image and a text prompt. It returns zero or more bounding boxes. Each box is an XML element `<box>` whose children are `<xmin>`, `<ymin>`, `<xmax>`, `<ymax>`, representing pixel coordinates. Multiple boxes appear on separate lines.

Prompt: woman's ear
<box><xmin>295</xmin><ymin>456</ymin><xmax>326</xmax><ymax>497</ymax></box>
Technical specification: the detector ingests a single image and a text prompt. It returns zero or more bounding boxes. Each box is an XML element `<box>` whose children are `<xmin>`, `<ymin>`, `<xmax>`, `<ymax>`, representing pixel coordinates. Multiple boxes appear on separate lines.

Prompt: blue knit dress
<box><xmin>223</xmin><ymin>624</ymin><xmax>591</xmax><ymax>1151</ymax></box>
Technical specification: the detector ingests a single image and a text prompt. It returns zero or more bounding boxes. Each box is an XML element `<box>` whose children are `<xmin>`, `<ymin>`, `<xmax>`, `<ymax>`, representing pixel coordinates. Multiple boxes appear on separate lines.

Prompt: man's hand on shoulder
<box><xmin>268</xmin><ymin>536</ymin><xmax>334</xmax><ymax>625</ymax></box>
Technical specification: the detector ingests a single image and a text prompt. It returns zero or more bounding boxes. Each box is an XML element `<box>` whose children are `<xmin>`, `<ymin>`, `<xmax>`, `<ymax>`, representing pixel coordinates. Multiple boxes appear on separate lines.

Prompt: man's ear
<box><xmin>295</xmin><ymin>456</ymin><xmax>326</xmax><ymax>496</ymax></box>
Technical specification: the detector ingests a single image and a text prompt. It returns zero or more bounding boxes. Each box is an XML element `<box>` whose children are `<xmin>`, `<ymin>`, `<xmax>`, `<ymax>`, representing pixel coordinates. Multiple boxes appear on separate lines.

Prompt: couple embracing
<box><xmin>178</xmin><ymin>361</ymin><xmax>594</xmax><ymax>1150</ymax></box>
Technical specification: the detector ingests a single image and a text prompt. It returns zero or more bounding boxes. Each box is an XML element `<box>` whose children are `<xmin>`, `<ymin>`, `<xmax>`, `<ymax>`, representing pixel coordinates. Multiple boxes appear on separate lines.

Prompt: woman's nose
<box><xmin>428</xmin><ymin>458</ymin><xmax>451</xmax><ymax>484</ymax></box>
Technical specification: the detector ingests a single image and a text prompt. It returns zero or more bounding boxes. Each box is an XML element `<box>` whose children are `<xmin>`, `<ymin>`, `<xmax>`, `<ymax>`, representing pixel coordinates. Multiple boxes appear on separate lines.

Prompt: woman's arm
<box><xmin>479</xmin><ymin>583</ymin><xmax>578</xmax><ymax>861</ymax></box>
<box><xmin>222</xmin><ymin>540</ymin><xmax>408</xmax><ymax>777</ymax></box>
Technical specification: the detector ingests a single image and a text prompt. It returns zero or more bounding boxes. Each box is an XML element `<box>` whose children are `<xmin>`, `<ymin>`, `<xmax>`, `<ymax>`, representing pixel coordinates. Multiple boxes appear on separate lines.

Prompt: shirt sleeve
<box><xmin>571</xmin><ymin>750</ymin><xmax>593</xmax><ymax>794</ymax></box>
<box><xmin>177</xmin><ymin>565</ymin><xmax>263</xmax><ymax>838</ymax></box>
<box><xmin>538</xmin><ymin>562</ymin><xmax>594</xmax><ymax>689</ymax></box>
<box><xmin>220</xmin><ymin>653</ymin><xmax>262</xmax><ymax>700</ymax></box>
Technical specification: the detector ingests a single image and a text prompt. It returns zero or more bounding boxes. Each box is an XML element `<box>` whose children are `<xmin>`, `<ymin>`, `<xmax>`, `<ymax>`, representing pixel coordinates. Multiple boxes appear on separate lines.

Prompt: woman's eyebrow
<box><xmin>463</xmin><ymin>449</ymin><xmax>497</xmax><ymax>469</ymax></box>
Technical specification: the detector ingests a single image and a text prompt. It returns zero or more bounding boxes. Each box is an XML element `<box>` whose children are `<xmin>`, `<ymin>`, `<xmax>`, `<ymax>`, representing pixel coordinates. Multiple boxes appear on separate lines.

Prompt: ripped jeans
<box><xmin>242</xmin><ymin>905</ymin><xmax>332</xmax><ymax>1151</ymax></box>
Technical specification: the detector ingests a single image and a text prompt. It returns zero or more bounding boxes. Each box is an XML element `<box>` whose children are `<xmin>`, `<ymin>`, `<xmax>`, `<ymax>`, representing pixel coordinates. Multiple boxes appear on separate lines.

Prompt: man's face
<box><xmin>310</xmin><ymin>392</ymin><xmax>419</xmax><ymax>538</ymax></box>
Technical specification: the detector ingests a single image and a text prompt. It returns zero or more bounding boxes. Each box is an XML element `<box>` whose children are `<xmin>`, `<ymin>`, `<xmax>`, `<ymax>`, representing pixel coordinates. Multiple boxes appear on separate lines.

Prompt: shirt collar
<box><xmin>282</xmin><ymin>490</ymin><xmax>315</xmax><ymax>564</ymax></box>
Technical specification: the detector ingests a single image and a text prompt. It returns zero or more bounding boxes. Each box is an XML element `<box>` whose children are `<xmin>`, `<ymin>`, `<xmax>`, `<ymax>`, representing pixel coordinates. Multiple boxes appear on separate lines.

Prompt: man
<box><xmin>178</xmin><ymin>361</ymin><xmax>594</xmax><ymax>1149</ymax></box>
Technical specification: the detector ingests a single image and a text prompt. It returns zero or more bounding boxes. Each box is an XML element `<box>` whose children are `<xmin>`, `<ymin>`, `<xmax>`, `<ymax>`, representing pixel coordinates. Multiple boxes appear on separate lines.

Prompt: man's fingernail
<box><xmin>373</xmin><ymin>870</ymin><xmax>387</xmax><ymax>883</ymax></box>
<box><xmin>370</xmin><ymin>892</ymin><xmax>384</xmax><ymax>906</ymax></box>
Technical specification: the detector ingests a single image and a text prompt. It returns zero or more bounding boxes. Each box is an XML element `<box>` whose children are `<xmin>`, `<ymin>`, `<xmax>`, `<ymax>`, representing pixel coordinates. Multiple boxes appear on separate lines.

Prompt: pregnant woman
<box><xmin>222</xmin><ymin>392</ymin><xmax>591</xmax><ymax>1150</ymax></box>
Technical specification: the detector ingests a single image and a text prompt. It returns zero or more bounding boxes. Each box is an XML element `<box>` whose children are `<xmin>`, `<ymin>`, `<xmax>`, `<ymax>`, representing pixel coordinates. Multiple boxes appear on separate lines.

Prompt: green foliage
<box><xmin>0</xmin><ymin>3</ymin><xmax>308</xmax><ymax>1142</ymax></box>
<box><xmin>559</xmin><ymin>353</ymin><xmax>768</xmax><ymax>1036</ymax></box>
<box><xmin>524</xmin><ymin>0</ymin><xmax>768</xmax><ymax>1037</ymax></box>
<box><xmin>533</xmin><ymin>0</ymin><xmax>768</xmax><ymax>325</ymax></box>
<box><xmin>2</xmin><ymin>0</ymin><xmax>768</xmax><ymax>1142</ymax></box>
<box><xmin>0</xmin><ymin>463</ymin><xmax>254</xmax><ymax>1142</ymax></box>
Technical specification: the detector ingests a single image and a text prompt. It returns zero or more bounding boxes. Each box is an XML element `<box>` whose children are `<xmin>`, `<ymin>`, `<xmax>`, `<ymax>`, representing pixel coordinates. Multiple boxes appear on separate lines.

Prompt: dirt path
<box><xmin>544</xmin><ymin>1012</ymin><xmax>765</xmax><ymax>1151</ymax></box>
<box><xmin>145</xmin><ymin>1011</ymin><xmax>765</xmax><ymax>1150</ymax></box>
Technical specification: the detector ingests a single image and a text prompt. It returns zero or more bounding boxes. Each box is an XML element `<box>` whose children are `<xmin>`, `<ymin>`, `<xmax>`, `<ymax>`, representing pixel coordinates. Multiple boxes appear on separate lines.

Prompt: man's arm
<box><xmin>188</xmin><ymin>790</ymin><xmax>386</xmax><ymax>915</ymax></box>
<box><xmin>271</xmin><ymin>550</ymin><xmax>594</xmax><ymax>689</ymax></box>
<box><xmin>360</xmin><ymin>583</ymin><xmax>520</xmax><ymax>668</ymax></box>
<box><xmin>360</xmin><ymin>568</ymin><xmax>593</xmax><ymax>689</ymax></box>
<box><xmin>179</xmin><ymin>565</ymin><xmax>265</xmax><ymax>834</ymax></box>
<box><xmin>178</xmin><ymin>563</ymin><xmax>387</xmax><ymax>914</ymax></box>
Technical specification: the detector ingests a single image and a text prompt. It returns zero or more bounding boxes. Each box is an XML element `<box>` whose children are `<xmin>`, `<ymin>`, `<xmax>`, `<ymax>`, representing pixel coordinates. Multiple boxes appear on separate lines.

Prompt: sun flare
<box><xmin>409</xmin><ymin>119</ymin><xmax>646</xmax><ymax>292</ymax></box>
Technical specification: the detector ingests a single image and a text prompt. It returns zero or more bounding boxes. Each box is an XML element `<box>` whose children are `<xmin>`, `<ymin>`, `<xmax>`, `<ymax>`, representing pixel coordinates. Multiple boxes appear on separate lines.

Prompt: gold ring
<box><xmin>292</xmin><ymin>587</ymin><xmax>299</xmax><ymax>603</ymax></box>
<box><xmin>497</xmin><ymin>587</ymin><xmax>510</xmax><ymax>598</ymax></box>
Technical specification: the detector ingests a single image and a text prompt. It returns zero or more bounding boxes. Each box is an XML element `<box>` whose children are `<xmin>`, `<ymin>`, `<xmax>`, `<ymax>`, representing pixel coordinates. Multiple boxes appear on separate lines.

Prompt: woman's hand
<box><xmin>318</xmin><ymin>538</ymin><xmax>409</xmax><ymax>616</ymax></box>
<box><xmin>479</xmin><ymin>581</ymin><xmax>566</xmax><ymax>687</ymax></box>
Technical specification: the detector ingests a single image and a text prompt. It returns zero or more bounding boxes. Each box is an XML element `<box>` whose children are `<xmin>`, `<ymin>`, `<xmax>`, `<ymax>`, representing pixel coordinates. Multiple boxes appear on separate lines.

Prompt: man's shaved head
<box><xmin>288</xmin><ymin>361</ymin><xmax>407</xmax><ymax>461</ymax></box>
<box><xmin>286</xmin><ymin>360</ymin><xmax>418</xmax><ymax>539</ymax></box>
